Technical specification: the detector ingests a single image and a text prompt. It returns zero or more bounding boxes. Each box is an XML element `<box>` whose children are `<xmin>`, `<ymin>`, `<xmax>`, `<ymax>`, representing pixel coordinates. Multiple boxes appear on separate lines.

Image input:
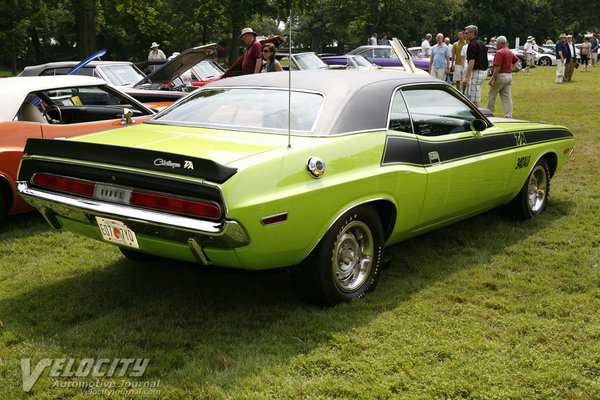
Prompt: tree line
<box><xmin>1</xmin><ymin>0</ymin><xmax>597</xmax><ymax>75</ymax></box>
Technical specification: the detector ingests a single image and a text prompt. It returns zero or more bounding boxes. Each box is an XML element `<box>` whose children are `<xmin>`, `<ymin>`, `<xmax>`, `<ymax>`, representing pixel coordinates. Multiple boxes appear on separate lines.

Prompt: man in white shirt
<box><xmin>421</xmin><ymin>34</ymin><xmax>432</xmax><ymax>57</ymax></box>
<box><xmin>148</xmin><ymin>42</ymin><xmax>166</xmax><ymax>61</ymax></box>
<box><xmin>368</xmin><ymin>33</ymin><xmax>377</xmax><ymax>46</ymax></box>
<box><xmin>523</xmin><ymin>36</ymin><xmax>535</xmax><ymax>75</ymax></box>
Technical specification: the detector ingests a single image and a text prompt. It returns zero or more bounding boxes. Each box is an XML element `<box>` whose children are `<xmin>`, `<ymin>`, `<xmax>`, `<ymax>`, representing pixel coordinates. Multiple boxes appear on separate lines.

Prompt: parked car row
<box><xmin>19</xmin><ymin>44</ymin><xmax>223</xmax><ymax>103</ymax></box>
<box><xmin>512</xmin><ymin>46</ymin><xmax>557</xmax><ymax>66</ymax></box>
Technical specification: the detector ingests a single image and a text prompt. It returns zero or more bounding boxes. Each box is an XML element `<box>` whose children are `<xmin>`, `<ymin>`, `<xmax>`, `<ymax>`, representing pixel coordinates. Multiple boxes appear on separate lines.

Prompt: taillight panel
<box><xmin>30</xmin><ymin>173</ymin><xmax>221</xmax><ymax>220</ymax></box>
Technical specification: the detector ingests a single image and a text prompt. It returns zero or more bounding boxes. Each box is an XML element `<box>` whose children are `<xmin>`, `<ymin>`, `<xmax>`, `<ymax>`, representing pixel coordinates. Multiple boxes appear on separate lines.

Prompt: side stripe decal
<box><xmin>381</xmin><ymin>128</ymin><xmax>573</xmax><ymax>167</ymax></box>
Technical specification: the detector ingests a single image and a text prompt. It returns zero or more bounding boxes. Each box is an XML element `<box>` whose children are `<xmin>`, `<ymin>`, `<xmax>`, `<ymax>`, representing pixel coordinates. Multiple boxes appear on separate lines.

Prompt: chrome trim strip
<box><xmin>21</xmin><ymin>155</ymin><xmax>230</xmax><ymax>217</ymax></box>
<box><xmin>17</xmin><ymin>181</ymin><xmax>248</xmax><ymax>248</ymax></box>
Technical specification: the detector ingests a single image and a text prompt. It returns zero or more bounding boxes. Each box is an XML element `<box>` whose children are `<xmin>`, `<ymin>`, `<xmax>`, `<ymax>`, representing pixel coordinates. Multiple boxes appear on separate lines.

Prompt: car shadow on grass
<box><xmin>0</xmin><ymin>199</ymin><xmax>574</xmax><ymax>396</ymax></box>
<box><xmin>0</xmin><ymin>211</ymin><xmax>49</xmax><ymax>238</ymax></box>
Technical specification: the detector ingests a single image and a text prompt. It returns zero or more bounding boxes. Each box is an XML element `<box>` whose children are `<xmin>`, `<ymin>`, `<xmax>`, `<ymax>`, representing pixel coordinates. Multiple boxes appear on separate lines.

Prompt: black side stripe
<box><xmin>382</xmin><ymin>128</ymin><xmax>573</xmax><ymax>167</ymax></box>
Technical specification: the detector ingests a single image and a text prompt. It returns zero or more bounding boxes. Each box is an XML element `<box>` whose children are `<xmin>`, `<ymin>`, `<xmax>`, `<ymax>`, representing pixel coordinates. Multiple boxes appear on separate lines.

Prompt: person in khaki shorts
<box><xmin>487</xmin><ymin>36</ymin><xmax>520</xmax><ymax>118</ymax></box>
<box><xmin>451</xmin><ymin>30</ymin><xmax>467</xmax><ymax>90</ymax></box>
<box><xmin>523</xmin><ymin>36</ymin><xmax>535</xmax><ymax>75</ymax></box>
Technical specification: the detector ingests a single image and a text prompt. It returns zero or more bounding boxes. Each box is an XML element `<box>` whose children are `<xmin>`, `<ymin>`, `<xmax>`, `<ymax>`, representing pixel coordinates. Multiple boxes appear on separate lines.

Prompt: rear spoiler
<box><xmin>22</xmin><ymin>138</ymin><xmax>237</xmax><ymax>184</ymax></box>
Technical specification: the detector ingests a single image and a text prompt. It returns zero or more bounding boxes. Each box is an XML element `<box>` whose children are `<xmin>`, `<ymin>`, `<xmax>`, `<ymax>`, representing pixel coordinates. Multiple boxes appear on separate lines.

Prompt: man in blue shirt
<box><xmin>591</xmin><ymin>33</ymin><xmax>599</xmax><ymax>68</ymax></box>
<box><xmin>555</xmin><ymin>33</ymin><xmax>567</xmax><ymax>82</ymax></box>
<box><xmin>429</xmin><ymin>33</ymin><xmax>451</xmax><ymax>81</ymax></box>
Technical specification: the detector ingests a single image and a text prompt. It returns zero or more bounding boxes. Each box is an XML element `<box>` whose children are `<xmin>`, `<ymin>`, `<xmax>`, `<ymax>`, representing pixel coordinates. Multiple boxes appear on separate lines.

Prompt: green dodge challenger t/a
<box><xmin>17</xmin><ymin>70</ymin><xmax>574</xmax><ymax>305</ymax></box>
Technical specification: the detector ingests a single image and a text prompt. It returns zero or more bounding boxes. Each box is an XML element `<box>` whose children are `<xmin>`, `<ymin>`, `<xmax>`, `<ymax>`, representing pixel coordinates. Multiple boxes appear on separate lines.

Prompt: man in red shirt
<box><xmin>487</xmin><ymin>35</ymin><xmax>520</xmax><ymax>118</ymax></box>
<box><xmin>240</xmin><ymin>28</ymin><xmax>262</xmax><ymax>75</ymax></box>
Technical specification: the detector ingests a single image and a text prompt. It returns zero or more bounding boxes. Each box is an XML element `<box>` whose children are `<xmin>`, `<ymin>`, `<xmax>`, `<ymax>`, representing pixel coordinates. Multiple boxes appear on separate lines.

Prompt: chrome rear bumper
<box><xmin>17</xmin><ymin>181</ymin><xmax>248</xmax><ymax>261</ymax></box>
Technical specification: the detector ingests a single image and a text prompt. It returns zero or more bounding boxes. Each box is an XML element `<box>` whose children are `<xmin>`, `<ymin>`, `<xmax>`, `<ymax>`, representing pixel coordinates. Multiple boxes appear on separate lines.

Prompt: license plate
<box><xmin>96</xmin><ymin>217</ymin><xmax>139</xmax><ymax>248</ymax></box>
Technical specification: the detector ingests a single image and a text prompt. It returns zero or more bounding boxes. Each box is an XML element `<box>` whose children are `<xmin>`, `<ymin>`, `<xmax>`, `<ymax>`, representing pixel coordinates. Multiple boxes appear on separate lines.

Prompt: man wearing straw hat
<box><xmin>523</xmin><ymin>36</ymin><xmax>535</xmax><ymax>75</ymax></box>
<box><xmin>240</xmin><ymin>27</ymin><xmax>262</xmax><ymax>75</ymax></box>
<box><xmin>148</xmin><ymin>42</ymin><xmax>166</xmax><ymax>61</ymax></box>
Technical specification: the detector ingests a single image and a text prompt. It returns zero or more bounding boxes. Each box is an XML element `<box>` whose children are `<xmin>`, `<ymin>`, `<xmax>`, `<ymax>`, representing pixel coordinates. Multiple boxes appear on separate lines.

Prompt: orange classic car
<box><xmin>0</xmin><ymin>75</ymin><xmax>155</xmax><ymax>225</ymax></box>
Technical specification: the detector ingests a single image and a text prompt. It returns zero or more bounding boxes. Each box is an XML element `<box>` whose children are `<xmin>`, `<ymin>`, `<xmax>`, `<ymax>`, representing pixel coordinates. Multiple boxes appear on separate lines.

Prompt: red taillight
<box><xmin>32</xmin><ymin>173</ymin><xmax>95</xmax><ymax>197</ymax></box>
<box><xmin>130</xmin><ymin>191</ymin><xmax>221</xmax><ymax>219</ymax></box>
<box><xmin>31</xmin><ymin>173</ymin><xmax>221</xmax><ymax>219</ymax></box>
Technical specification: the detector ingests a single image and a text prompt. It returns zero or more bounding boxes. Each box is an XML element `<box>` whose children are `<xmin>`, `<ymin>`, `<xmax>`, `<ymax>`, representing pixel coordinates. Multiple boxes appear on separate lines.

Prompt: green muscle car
<box><xmin>17</xmin><ymin>70</ymin><xmax>574</xmax><ymax>305</ymax></box>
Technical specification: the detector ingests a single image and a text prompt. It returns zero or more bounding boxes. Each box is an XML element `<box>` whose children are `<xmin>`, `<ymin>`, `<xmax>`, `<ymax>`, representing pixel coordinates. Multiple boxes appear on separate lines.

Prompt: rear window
<box><xmin>152</xmin><ymin>88</ymin><xmax>324</xmax><ymax>134</ymax></box>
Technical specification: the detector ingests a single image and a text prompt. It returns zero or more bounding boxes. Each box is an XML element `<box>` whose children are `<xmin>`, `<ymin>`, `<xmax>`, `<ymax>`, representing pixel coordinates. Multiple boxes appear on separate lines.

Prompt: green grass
<box><xmin>1</xmin><ymin>66</ymin><xmax>599</xmax><ymax>399</ymax></box>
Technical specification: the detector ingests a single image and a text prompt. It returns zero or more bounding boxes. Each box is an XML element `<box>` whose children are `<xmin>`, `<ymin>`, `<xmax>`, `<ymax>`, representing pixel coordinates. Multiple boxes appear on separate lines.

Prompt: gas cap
<box><xmin>306</xmin><ymin>156</ymin><xmax>326</xmax><ymax>178</ymax></box>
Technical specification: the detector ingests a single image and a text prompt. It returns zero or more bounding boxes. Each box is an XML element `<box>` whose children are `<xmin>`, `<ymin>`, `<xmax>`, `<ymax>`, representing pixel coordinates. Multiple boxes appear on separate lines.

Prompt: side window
<box><xmin>357</xmin><ymin>49</ymin><xmax>373</xmax><ymax>58</ymax></box>
<box><xmin>388</xmin><ymin>91</ymin><xmax>413</xmax><ymax>133</ymax></box>
<box><xmin>374</xmin><ymin>48</ymin><xmax>392</xmax><ymax>58</ymax></box>
<box><xmin>402</xmin><ymin>88</ymin><xmax>480</xmax><ymax>136</ymax></box>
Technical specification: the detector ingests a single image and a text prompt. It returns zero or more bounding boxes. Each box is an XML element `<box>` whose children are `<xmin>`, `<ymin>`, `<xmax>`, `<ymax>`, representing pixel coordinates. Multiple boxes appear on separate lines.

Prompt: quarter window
<box><xmin>388</xmin><ymin>92</ymin><xmax>412</xmax><ymax>133</ymax></box>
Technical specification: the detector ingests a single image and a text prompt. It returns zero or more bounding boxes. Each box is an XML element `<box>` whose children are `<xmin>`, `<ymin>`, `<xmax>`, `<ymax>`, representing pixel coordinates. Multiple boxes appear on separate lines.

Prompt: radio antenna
<box><xmin>287</xmin><ymin>8</ymin><xmax>292</xmax><ymax>148</ymax></box>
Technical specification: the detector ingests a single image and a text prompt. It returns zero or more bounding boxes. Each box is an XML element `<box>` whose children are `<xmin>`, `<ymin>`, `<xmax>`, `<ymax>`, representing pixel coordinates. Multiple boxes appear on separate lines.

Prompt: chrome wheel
<box><xmin>332</xmin><ymin>220</ymin><xmax>374</xmax><ymax>293</ymax></box>
<box><xmin>527</xmin><ymin>165</ymin><xmax>548</xmax><ymax>214</ymax></box>
<box><xmin>539</xmin><ymin>57</ymin><xmax>551</xmax><ymax>66</ymax></box>
<box><xmin>290</xmin><ymin>205</ymin><xmax>384</xmax><ymax>306</ymax></box>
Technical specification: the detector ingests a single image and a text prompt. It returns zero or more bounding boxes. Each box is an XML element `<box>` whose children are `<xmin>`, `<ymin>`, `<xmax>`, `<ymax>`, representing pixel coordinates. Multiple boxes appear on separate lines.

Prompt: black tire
<box><xmin>0</xmin><ymin>194</ymin><xmax>6</xmax><ymax>227</ymax></box>
<box><xmin>291</xmin><ymin>205</ymin><xmax>384</xmax><ymax>306</ymax></box>
<box><xmin>538</xmin><ymin>57</ymin><xmax>551</xmax><ymax>66</ymax></box>
<box><xmin>510</xmin><ymin>158</ymin><xmax>551</xmax><ymax>219</ymax></box>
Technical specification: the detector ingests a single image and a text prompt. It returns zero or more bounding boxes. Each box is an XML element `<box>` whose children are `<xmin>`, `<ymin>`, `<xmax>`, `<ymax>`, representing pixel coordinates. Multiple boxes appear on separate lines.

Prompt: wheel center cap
<box><xmin>341</xmin><ymin>246</ymin><xmax>355</xmax><ymax>264</ymax></box>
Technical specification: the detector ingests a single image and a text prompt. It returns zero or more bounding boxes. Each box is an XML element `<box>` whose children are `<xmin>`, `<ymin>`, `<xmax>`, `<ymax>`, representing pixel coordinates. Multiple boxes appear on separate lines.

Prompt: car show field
<box><xmin>1</xmin><ymin>66</ymin><xmax>599</xmax><ymax>398</ymax></box>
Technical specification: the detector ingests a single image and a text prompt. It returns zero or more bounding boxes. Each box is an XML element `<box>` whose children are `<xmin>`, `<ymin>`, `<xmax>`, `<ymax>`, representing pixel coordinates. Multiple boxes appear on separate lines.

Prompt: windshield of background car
<box><xmin>294</xmin><ymin>54</ymin><xmax>329</xmax><ymax>70</ymax></box>
<box><xmin>358</xmin><ymin>48</ymin><xmax>398</xmax><ymax>59</ymax></box>
<box><xmin>97</xmin><ymin>65</ymin><xmax>145</xmax><ymax>86</ymax></box>
<box><xmin>389</xmin><ymin>88</ymin><xmax>480</xmax><ymax>136</ymax></box>
<box><xmin>152</xmin><ymin>88</ymin><xmax>324</xmax><ymax>133</ymax></box>
<box><xmin>353</xmin><ymin>56</ymin><xmax>376</xmax><ymax>68</ymax></box>
<box><xmin>16</xmin><ymin>85</ymin><xmax>146</xmax><ymax>121</ymax></box>
<box><xmin>192</xmin><ymin>61</ymin><xmax>225</xmax><ymax>79</ymax></box>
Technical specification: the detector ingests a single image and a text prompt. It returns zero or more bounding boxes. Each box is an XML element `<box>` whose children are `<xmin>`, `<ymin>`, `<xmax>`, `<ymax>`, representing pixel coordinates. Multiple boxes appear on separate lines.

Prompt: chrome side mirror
<box><xmin>470</xmin><ymin>119</ymin><xmax>487</xmax><ymax>137</ymax></box>
<box><xmin>120</xmin><ymin>108</ymin><xmax>134</xmax><ymax>125</ymax></box>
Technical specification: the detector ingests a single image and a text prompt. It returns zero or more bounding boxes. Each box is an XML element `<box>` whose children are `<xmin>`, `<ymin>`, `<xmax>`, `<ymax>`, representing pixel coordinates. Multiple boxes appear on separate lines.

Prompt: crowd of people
<box><xmin>421</xmin><ymin>28</ymin><xmax>598</xmax><ymax>118</ymax></box>
<box><xmin>147</xmin><ymin>26</ymin><xmax>598</xmax><ymax>120</ymax></box>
